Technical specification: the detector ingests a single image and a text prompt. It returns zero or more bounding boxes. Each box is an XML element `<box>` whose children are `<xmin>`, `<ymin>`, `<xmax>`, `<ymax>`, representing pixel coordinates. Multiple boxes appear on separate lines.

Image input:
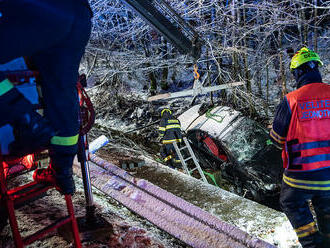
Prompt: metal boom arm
<box><xmin>122</xmin><ymin>0</ymin><xmax>201</xmax><ymax>59</ymax></box>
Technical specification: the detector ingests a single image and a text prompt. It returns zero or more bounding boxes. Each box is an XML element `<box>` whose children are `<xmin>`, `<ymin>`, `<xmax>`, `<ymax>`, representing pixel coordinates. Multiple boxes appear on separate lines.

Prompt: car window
<box><xmin>222</xmin><ymin>118</ymin><xmax>269</xmax><ymax>163</ymax></box>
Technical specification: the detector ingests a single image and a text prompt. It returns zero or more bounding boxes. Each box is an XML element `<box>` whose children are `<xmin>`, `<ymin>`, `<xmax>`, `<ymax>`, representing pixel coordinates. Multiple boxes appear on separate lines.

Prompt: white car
<box><xmin>178</xmin><ymin>104</ymin><xmax>283</xmax><ymax>209</ymax></box>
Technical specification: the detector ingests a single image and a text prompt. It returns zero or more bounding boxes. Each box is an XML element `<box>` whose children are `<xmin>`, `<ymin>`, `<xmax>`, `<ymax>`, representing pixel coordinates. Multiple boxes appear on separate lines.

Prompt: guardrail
<box><xmin>73</xmin><ymin>154</ymin><xmax>275</xmax><ymax>248</ymax></box>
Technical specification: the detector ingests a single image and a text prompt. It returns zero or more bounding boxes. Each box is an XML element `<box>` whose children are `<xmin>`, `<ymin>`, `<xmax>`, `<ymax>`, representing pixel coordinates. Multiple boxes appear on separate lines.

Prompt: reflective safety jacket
<box><xmin>283</xmin><ymin>82</ymin><xmax>330</xmax><ymax>171</ymax></box>
<box><xmin>158</xmin><ymin>112</ymin><xmax>182</xmax><ymax>144</ymax></box>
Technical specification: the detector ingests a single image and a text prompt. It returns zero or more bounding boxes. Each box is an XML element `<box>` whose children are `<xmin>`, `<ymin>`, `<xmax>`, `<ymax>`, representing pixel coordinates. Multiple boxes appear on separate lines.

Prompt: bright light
<box><xmin>22</xmin><ymin>154</ymin><xmax>35</xmax><ymax>169</ymax></box>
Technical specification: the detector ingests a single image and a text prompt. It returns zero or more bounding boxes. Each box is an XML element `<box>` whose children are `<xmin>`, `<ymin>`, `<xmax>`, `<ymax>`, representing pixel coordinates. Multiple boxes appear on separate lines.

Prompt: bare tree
<box><xmin>84</xmin><ymin>0</ymin><xmax>330</xmax><ymax>119</ymax></box>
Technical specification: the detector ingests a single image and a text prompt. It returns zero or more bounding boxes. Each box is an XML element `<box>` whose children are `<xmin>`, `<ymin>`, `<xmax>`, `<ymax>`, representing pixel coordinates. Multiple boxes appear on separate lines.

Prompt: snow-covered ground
<box><xmin>94</xmin><ymin>148</ymin><xmax>301</xmax><ymax>248</ymax></box>
<box><xmin>0</xmin><ymin>170</ymin><xmax>182</xmax><ymax>248</ymax></box>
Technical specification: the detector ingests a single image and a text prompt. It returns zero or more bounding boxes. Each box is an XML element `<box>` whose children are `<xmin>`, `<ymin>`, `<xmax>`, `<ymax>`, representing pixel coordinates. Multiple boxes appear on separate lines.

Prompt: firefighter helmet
<box><xmin>160</xmin><ymin>108</ymin><xmax>172</xmax><ymax>117</ymax></box>
<box><xmin>290</xmin><ymin>47</ymin><xmax>323</xmax><ymax>71</ymax></box>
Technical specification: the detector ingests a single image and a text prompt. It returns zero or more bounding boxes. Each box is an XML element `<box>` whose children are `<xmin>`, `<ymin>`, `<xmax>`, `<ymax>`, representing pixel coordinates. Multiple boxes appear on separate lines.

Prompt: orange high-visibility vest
<box><xmin>284</xmin><ymin>82</ymin><xmax>330</xmax><ymax>171</ymax></box>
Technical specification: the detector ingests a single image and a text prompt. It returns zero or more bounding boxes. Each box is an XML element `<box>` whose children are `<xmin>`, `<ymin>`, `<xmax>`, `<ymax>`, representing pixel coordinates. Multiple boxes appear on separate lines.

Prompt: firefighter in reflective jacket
<box><xmin>158</xmin><ymin>108</ymin><xmax>182</xmax><ymax>168</ymax></box>
<box><xmin>270</xmin><ymin>47</ymin><xmax>330</xmax><ymax>248</ymax></box>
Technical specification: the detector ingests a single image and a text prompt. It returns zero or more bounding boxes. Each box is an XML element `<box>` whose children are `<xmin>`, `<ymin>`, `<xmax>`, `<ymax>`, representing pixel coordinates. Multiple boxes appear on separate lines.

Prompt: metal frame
<box><xmin>122</xmin><ymin>0</ymin><xmax>200</xmax><ymax>57</ymax></box>
<box><xmin>148</xmin><ymin>81</ymin><xmax>244</xmax><ymax>101</ymax></box>
<box><xmin>0</xmin><ymin>155</ymin><xmax>81</xmax><ymax>248</ymax></box>
<box><xmin>173</xmin><ymin>137</ymin><xmax>208</xmax><ymax>183</ymax></box>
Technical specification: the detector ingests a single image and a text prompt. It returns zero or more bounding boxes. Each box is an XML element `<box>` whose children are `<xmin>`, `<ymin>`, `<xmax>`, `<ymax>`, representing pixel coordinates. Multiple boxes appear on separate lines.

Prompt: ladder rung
<box><xmin>23</xmin><ymin>216</ymin><xmax>71</xmax><ymax>246</ymax></box>
<box><xmin>189</xmin><ymin>168</ymin><xmax>198</xmax><ymax>173</ymax></box>
<box><xmin>179</xmin><ymin>146</ymin><xmax>187</xmax><ymax>151</ymax></box>
<box><xmin>184</xmin><ymin>157</ymin><xmax>192</xmax><ymax>162</ymax></box>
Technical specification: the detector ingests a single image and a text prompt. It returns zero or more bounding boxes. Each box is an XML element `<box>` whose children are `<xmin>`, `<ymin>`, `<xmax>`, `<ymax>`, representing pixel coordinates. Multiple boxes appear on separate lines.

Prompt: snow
<box><xmin>178</xmin><ymin>104</ymin><xmax>242</xmax><ymax>139</ymax></box>
<box><xmin>0</xmin><ymin>170</ymin><xmax>178</xmax><ymax>248</ymax></box>
<box><xmin>131</xmin><ymin>156</ymin><xmax>300</xmax><ymax>247</ymax></box>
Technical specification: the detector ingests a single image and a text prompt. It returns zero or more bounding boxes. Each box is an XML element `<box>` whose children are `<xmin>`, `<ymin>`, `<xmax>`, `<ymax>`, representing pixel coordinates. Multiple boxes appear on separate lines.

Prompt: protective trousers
<box><xmin>160</xmin><ymin>143</ymin><xmax>181</xmax><ymax>168</ymax></box>
<box><xmin>280</xmin><ymin>181</ymin><xmax>330</xmax><ymax>248</ymax></box>
<box><xmin>0</xmin><ymin>0</ymin><xmax>92</xmax><ymax>194</ymax></box>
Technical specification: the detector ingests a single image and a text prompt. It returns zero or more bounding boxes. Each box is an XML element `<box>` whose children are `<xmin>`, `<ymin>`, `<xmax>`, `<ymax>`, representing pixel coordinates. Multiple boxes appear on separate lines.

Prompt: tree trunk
<box><xmin>243</xmin><ymin>3</ymin><xmax>251</xmax><ymax>93</ymax></box>
<box><xmin>160</xmin><ymin>38</ymin><xmax>169</xmax><ymax>90</ymax></box>
<box><xmin>313</xmin><ymin>0</ymin><xmax>318</xmax><ymax>52</ymax></box>
<box><xmin>279</xmin><ymin>30</ymin><xmax>286</xmax><ymax>98</ymax></box>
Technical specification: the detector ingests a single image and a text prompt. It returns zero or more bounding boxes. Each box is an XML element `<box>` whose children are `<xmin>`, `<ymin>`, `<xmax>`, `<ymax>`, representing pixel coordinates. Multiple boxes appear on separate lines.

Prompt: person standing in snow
<box><xmin>0</xmin><ymin>0</ymin><xmax>92</xmax><ymax>195</ymax></box>
<box><xmin>158</xmin><ymin>108</ymin><xmax>183</xmax><ymax>168</ymax></box>
<box><xmin>270</xmin><ymin>47</ymin><xmax>330</xmax><ymax>248</ymax></box>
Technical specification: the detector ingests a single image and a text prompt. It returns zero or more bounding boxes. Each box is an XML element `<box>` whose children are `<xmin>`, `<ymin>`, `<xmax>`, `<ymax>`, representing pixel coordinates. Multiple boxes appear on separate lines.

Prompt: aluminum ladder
<box><xmin>172</xmin><ymin>137</ymin><xmax>208</xmax><ymax>183</ymax></box>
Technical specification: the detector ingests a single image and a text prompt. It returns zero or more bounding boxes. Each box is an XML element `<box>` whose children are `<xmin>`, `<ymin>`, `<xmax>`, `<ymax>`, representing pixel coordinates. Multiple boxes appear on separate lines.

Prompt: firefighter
<box><xmin>270</xmin><ymin>47</ymin><xmax>330</xmax><ymax>248</ymax></box>
<box><xmin>0</xmin><ymin>0</ymin><xmax>92</xmax><ymax>195</ymax></box>
<box><xmin>158</xmin><ymin>108</ymin><xmax>182</xmax><ymax>168</ymax></box>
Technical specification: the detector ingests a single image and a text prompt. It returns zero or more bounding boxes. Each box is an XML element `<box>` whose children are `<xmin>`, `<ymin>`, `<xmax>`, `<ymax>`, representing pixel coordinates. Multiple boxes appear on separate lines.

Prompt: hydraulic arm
<box><xmin>122</xmin><ymin>0</ymin><xmax>202</xmax><ymax>59</ymax></box>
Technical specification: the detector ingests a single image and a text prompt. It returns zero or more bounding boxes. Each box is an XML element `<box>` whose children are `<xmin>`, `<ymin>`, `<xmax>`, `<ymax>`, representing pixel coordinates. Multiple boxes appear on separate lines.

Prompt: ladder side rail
<box><xmin>0</xmin><ymin>155</ymin><xmax>24</xmax><ymax>248</ymax></box>
<box><xmin>172</xmin><ymin>142</ymin><xmax>190</xmax><ymax>175</ymax></box>
<box><xmin>183</xmin><ymin>137</ymin><xmax>208</xmax><ymax>183</ymax></box>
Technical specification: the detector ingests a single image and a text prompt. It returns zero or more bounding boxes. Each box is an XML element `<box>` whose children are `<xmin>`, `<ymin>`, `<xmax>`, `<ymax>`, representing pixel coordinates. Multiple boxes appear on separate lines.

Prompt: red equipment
<box><xmin>0</xmin><ymin>71</ymin><xmax>82</xmax><ymax>248</ymax></box>
<box><xmin>199</xmin><ymin>133</ymin><xmax>228</xmax><ymax>162</ymax></box>
<box><xmin>0</xmin><ymin>154</ymin><xmax>82</xmax><ymax>248</ymax></box>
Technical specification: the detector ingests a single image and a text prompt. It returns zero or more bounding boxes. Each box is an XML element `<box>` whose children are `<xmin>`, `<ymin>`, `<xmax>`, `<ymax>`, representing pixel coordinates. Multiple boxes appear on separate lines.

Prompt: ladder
<box><xmin>172</xmin><ymin>137</ymin><xmax>208</xmax><ymax>183</ymax></box>
<box><xmin>0</xmin><ymin>154</ymin><xmax>82</xmax><ymax>248</ymax></box>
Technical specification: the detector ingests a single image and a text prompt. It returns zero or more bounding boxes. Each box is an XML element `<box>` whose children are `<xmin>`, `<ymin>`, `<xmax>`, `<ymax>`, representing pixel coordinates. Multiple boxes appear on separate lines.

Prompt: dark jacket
<box><xmin>158</xmin><ymin>111</ymin><xmax>182</xmax><ymax>144</ymax></box>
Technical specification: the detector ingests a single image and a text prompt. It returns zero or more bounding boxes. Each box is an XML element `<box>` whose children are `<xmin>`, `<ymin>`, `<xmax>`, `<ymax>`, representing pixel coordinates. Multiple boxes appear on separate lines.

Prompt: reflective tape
<box><xmin>292</xmin><ymin>140</ymin><xmax>330</xmax><ymax>152</ymax></box>
<box><xmin>162</xmin><ymin>139</ymin><xmax>182</xmax><ymax>144</ymax></box>
<box><xmin>270</xmin><ymin>129</ymin><xmax>285</xmax><ymax>144</ymax></box>
<box><xmin>0</xmin><ymin>79</ymin><xmax>14</xmax><ymax>96</ymax></box>
<box><xmin>163</xmin><ymin>155</ymin><xmax>172</xmax><ymax>162</ymax></box>
<box><xmin>295</xmin><ymin>222</ymin><xmax>318</xmax><ymax>238</ymax></box>
<box><xmin>283</xmin><ymin>174</ymin><xmax>330</xmax><ymax>190</ymax></box>
<box><xmin>51</xmin><ymin>134</ymin><xmax>79</xmax><ymax>146</ymax></box>
<box><xmin>165</xmin><ymin>124</ymin><xmax>181</xmax><ymax>130</ymax></box>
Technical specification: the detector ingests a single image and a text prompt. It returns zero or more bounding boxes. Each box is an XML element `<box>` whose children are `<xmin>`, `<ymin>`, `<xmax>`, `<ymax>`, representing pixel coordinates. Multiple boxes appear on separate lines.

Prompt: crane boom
<box><xmin>122</xmin><ymin>0</ymin><xmax>201</xmax><ymax>59</ymax></box>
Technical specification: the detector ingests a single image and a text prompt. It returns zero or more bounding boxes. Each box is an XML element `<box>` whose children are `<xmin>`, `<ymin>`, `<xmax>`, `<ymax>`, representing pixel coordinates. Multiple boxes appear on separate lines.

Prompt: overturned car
<box><xmin>178</xmin><ymin>104</ymin><xmax>283</xmax><ymax>209</ymax></box>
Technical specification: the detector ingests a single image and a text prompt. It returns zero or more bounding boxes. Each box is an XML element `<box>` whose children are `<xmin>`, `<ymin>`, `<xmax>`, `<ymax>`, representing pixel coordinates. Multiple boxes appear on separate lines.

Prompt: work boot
<box><xmin>33</xmin><ymin>164</ymin><xmax>75</xmax><ymax>195</ymax></box>
<box><xmin>50</xmin><ymin>154</ymin><xmax>76</xmax><ymax>195</ymax></box>
<box><xmin>166</xmin><ymin>160</ymin><xmax>175</xmax><ymax>169</ymax></box>
<box><xmin>33</xmin><ymin>166</ymin><xmax>56</xmax><ymax>185</ymax></box>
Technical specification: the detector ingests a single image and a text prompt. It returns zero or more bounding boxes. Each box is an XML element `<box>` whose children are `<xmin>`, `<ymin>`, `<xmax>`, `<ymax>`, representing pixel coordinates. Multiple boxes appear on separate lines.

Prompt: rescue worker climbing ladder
<box><xmin>270</xmin><ymin>47</ymin><xmax>330</xmax><ymax>248</ymax></box>
<box><xmin>158</xmin><ymin>108</ymin><xmax>183</xmax><ymax>168</ymax></box>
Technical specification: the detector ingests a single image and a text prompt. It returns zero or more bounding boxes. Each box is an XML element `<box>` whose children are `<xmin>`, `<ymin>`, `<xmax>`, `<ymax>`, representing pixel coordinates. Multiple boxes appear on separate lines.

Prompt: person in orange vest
<box><xmin>158</xmin><ymin>108</ymin><xmax>182</xmax><ymax>168</ymax></box>
<box><xmin>270</xmin><ymin>47</ymin><xmax>330</xmax><ymax>248</ymax></box>
<box><xmin>0</xmin><ymin>0</ymin><xmax>92</xmax><ymax>195</ymax></box>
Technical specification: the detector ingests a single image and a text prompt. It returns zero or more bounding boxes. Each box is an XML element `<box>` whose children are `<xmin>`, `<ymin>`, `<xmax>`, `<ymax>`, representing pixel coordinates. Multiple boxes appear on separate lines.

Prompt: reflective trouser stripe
<box><xmin>295</xmin><ymin>221</ymin><xmax>318</xmax><ymax>238</ymax></box>
<box><xmin>163</xmin><ymin>155</ymin><xmax>172</xmax><ymax>162</ymax></box>
<box><xmin>51</xmin><ymin>134</ymin><xmax>79</xmax><ymax>146</ymax></box>
<box><xmin>283</xmin><ymin>174</ymin><xmax>330</xmax><ymax>190</ymax></box>
<box><xmin>0</xmin><ymin>79</ymin><xmax>14</xmax><ymax>96</ymax></box>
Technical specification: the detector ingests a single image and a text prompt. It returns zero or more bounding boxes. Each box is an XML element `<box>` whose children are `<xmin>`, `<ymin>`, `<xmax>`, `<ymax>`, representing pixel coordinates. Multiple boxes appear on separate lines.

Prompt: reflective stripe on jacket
<box><xmin>284</xmin><ymin>82</ymin><xmax>330</xmax><ymax>171</ymax></box>
<box><xmin>158</xmin><ymin>116</ymin><xmax>182</xmax><ymax>144</ymax></box>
